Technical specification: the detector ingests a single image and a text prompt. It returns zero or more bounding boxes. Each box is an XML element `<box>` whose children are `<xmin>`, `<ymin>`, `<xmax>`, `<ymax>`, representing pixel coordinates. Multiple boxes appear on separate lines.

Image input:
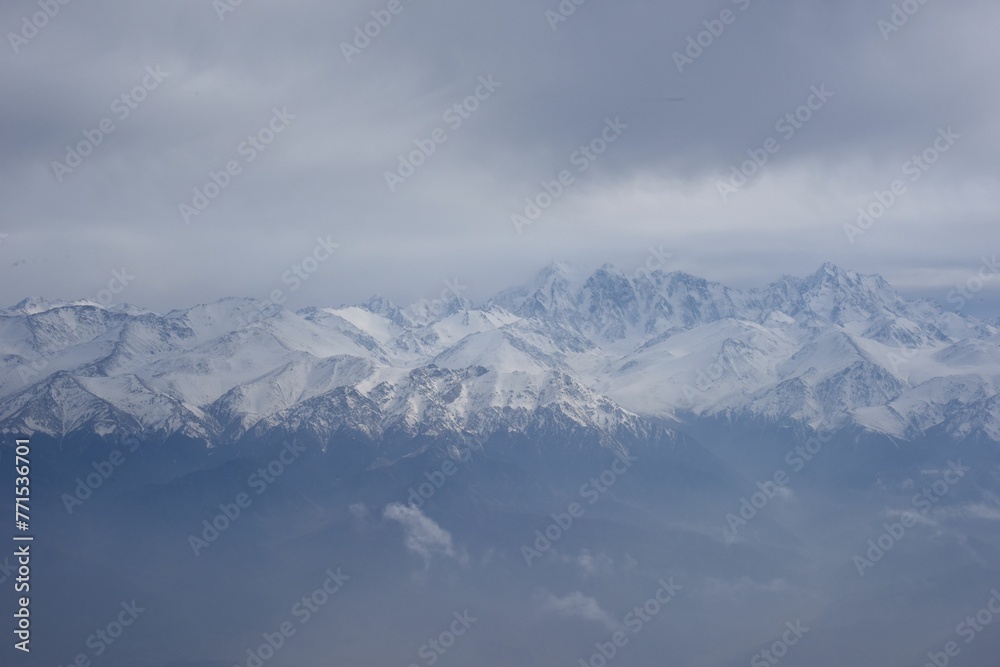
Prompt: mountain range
<box><xmin>3</xmin><ymin>262</ymin><xmax>998</xmax><ymax>454</ymax></box>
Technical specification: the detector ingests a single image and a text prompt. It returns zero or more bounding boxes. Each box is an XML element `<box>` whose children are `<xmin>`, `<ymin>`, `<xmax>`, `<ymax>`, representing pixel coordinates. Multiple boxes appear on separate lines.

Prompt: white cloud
<box><xmin>382</xmin><ymin>503</ymin><xmax>467</xmax><ymax>565</ymax></box>
<box><xmin>536</xmin><ymin>590</ymin><xmax>619</xmax><ymax>631</ymax></box>
<box><xmin>561</xmin><ymin>549</ymin><xmax>615</xmax><ymax>577</ymax></box>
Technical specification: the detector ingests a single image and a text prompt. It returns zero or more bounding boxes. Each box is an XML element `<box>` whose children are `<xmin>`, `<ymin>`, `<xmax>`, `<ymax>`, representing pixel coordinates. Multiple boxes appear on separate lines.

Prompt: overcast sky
<box><xmin>2</xmin><ymin>0</ymin><xmax>998</xmax><ymax>315</ymax></box>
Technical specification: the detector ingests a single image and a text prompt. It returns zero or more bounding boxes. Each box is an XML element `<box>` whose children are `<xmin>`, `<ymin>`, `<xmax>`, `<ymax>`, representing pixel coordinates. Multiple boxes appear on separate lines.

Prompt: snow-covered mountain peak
<box><xmin>3</xmin><ymin>262</ymin><xmax>998</xmax><ymax>447</ymax></box>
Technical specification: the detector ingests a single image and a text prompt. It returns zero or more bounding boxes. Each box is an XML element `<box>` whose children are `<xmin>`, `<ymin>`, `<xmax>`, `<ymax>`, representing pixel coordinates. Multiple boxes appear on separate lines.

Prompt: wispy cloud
<box><xmin>536</xmin><ymin>590</ymin><xmax>619</xmax><ymax>631</ymax></box>
<box><xmin>383</xmin><ymin>503</ymin><xmax>468</xmax><ymax>565</ymax></box>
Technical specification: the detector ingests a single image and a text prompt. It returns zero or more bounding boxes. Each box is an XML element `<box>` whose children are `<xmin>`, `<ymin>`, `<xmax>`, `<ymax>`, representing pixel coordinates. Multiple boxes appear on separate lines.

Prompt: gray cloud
<box><xmin>1</xmin><ymin>0</ymin><xmax>997</xmax><ymax>314</ymax></box>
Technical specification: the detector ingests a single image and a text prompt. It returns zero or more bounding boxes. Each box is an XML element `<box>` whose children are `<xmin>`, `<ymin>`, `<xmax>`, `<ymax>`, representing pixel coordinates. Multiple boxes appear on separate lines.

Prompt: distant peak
<box><xmin>11</xmin><ymin>296</ymin><xmax>50</xmax><ymax>313</ymax></box>
<box><xmin>815</xmin><ymin>261</ymin><xmax>847</xmax><ymax>276</ymax></box>
<box><xmin>545</xmin><ymin>260</ymin><xmax>575</xmax><ymax>272</ymax></box>
<box><xmin>585</xmin><ymin>264</ymin><xmax>633</xmax><ymax>290</ymax></box>
<box><xmin>595</xmin><ymin>262</ymin><xmax>626</xmax><ymax>276</ymax></box>
<box><xmin>805</xmin><ymin>263</ymin><xmax>895</xmax><ymax>293</ymax></box>
<box><xmin>807</xmin><ymin>262</ymin><xmax>855</xmax><ymax>286</ymax></box>
<box><xmin>663</xmin><ymin>270</ymin><xmax>708</xmax><ymax>284</ymax></box>
<box><xmin>536</xmin><ymin>261</ymin><xmax>579</xmax><ymax>281</ymax></box>
<box><xmin>362</xmin><ymin>295</ymin><xmax>400</xmax><ymax>315</ymax></box>
<box><xmin>9</xmin><ymin>296</ymin><xmax>105</xmax><ymax>314</ymax></box>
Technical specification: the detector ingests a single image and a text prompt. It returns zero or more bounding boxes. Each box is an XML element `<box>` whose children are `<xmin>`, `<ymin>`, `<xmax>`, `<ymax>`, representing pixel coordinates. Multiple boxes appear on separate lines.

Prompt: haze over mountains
<box><xmin>3</xmin><ymin>261</ymin><xmax>998</xmax><ymax>451</ymax></box>
<box><xmin>5</xmin><ymin>263</ymin><xmax>1000</xmax><ymax>667</ymax></box>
